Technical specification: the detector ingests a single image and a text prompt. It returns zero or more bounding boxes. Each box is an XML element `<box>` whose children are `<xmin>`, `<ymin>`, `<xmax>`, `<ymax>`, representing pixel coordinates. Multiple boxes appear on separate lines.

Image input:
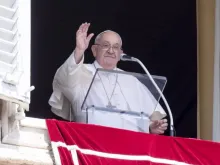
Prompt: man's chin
<box><xmin>103</xmin><ymin>62</ymin><xmax>117</xmax><ymax>70</ymax></box>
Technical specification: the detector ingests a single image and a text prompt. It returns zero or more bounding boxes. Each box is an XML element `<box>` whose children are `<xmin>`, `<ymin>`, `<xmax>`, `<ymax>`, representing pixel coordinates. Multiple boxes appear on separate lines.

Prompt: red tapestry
<box><xmin>46</xmin><ymin>119</ymin><xmax>220</xmax><ymax>165</ymax></box>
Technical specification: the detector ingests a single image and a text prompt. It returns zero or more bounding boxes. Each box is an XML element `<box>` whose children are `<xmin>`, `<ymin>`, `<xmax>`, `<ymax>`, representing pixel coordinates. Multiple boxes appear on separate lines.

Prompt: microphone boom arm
<box><xmin>122</xmin><ymin>55</ymin><xmax>175</xmax><ymax>136</ymax></box>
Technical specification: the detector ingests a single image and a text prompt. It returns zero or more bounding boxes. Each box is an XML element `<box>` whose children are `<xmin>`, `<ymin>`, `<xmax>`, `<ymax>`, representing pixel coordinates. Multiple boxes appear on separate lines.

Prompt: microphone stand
<box><xmin>121</xmin><ymin>55</ymin><xmax>175</xmax><ymax>136</ymax></box>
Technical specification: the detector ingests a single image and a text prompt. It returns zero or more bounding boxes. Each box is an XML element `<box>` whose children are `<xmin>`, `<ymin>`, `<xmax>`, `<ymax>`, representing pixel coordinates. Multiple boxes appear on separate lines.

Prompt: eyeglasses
<box><xmin>95</xmin><ymin>43</ymin><xmax>122</xmax><ymax>52</ymax></box>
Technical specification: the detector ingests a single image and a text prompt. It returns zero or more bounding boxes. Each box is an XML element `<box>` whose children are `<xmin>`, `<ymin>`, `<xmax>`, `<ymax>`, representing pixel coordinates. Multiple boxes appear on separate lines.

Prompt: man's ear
<box><xmin>91</xmin><ymin>45</ymin><xmax>97</xmax><ymax>57</ymax></box>
<box><xmin>120</xmin><ymin>49</ymin><xmax>123</xmax><ymax>55</ymax></box>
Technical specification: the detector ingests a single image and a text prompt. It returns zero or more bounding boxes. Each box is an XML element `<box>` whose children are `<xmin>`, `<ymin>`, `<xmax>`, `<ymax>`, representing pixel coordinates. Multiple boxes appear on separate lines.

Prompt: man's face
<box><xmin>92</xmin><ymin>32</ymin><xmax>122</xmax><ymax>69</ymax></box>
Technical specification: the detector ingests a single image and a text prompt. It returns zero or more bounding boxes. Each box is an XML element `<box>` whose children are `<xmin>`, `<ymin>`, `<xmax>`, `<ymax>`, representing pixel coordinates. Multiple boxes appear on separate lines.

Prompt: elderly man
<box><xmin>49</xmin><ymin>22</ymin><xmax>168</xmax><ymax>134</ymax></box>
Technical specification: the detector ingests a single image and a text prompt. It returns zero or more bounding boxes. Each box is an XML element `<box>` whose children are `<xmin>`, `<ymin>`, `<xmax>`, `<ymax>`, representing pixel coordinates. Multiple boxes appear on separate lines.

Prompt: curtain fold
<box><xmin>46</xmin><ymin>119</ymin><xmax>220</xmax><ymax>165</ymax></box>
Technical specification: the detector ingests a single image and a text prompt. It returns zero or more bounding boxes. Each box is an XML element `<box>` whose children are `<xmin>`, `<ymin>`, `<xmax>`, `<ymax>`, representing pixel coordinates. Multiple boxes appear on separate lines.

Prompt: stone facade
<box><xmin>0</xmin><ymin>99</ymin><xmax>54</xmax><ymax>164</ymax></box>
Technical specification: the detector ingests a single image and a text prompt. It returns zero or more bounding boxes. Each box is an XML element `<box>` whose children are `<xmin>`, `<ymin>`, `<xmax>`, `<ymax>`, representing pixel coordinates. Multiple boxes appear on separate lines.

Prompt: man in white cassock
<box><xmin>49</xmin><ymin>22</ymin><xmax>168</xmax><ymax>134</ymax></box>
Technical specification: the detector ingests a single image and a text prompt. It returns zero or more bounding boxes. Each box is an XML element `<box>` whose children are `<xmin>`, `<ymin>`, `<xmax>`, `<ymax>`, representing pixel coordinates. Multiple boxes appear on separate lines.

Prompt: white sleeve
<box><xmin>54</xmin><ymin>50</ymin><xmax>85</xmax><ymax>88</ymax></box>
<box><xmin>48</xmin><ymin>50</ymin><xmax>93</xmax><ymax>120</ymax></box>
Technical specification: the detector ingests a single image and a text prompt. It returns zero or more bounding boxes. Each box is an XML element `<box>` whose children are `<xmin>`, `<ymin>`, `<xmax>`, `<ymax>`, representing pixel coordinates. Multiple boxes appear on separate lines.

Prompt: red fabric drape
<box><xmin>46</xmin><ymin>119</ymin><xmax>220</xmax><ymax>165</ymax></box>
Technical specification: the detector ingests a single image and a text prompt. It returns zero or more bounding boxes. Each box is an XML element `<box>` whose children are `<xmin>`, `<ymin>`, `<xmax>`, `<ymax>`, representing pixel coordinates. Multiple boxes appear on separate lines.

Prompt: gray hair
<box><xmin>94</xmin><ymin>30</ymin><xmax>122</xmax><ymax>45</ymax></box>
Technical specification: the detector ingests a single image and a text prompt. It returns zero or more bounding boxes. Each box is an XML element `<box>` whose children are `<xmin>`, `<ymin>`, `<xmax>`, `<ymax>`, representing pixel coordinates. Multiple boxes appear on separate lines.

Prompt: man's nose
<box><xmin>107</xmin><ymin>47</ymin><xmax>114</xmax><ymax>53</ymax></box>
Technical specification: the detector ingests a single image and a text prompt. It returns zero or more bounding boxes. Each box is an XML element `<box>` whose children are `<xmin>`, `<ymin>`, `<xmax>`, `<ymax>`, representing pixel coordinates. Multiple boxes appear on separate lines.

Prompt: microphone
<box><xmin>120</xmin><ymin>53</ymin><xmax>175</xmax><ymax>136</ymax></box>
<box><xmin>120</xmin><ymin>53</ymin><xmax>136</xmax><ymax>61</ymax></box>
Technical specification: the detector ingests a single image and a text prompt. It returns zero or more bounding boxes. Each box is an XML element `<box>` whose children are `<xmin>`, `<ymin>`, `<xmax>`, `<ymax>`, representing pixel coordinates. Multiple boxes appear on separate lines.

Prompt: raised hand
<box><xmin>76</xmin><ymin>22</ymin><xmax>94</xmax><ymax>52</ymax></box>
<box><xmin>149</xmin><ymin>119</ymin><xmax>168</xmax><ymax>134</ymax></box>
<box><xmin>74</xmin><ymin>23</ymin><xmax>94</xmax><ymax>63</ymax></box>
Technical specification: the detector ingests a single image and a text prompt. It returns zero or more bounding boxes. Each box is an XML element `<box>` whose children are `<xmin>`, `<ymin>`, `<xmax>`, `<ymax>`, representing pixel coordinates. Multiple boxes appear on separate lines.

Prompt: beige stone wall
<box><xmin>197</xmin><ymin>0</ymin><xmax>215</xmax><ymax>140</ymax></box>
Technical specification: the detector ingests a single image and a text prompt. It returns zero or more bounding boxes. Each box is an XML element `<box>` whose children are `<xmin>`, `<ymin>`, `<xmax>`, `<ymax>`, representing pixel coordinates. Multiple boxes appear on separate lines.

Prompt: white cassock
<box><xmin>49</xmin><ymin>51</ymin><xmax>167</xmax><ymax>133</ymax></box>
